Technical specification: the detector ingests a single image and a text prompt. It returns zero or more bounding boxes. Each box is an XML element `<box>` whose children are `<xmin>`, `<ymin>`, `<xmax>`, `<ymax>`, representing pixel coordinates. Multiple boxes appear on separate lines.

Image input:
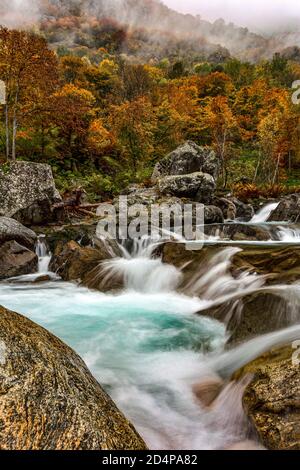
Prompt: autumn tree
<box><xmin>201</xmin><ymin>96</ymin><xmax>240</xmax><ymax>187</ymax></box>
<box><xmin>109</xmin><ymin>96</ymin><xmax>156</xmax><ymax>175</ymax></box>
<box><xmin>51</xmin><ymin>84</ymin><xmax>95</xmax><ymax>169</ymax></box>
<box><xmin>0</xmin><ymin>27</ymin><xmax>59</xmax><ymax>161</ymax></box>
<box><xmin>257</xmin><ymin>89</ymin><xmax>297</xmax><ymax>183</ymax></box>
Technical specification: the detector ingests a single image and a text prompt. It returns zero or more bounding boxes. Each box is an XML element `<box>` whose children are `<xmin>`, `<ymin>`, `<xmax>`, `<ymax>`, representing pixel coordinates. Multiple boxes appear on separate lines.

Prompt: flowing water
<box><xmin>250</xmin><ymin>202</ymin><xmax>279</xmax><ymax>223</ymax></box>
<box><xmin>35</xmin><ymin>235</ymin><xmax>52</xmax><ymax>273</ymax></box>
<box><xmin>0</xmin><ymin>215</ymin><xmax>300</xmax><ymax>449</ymax></box>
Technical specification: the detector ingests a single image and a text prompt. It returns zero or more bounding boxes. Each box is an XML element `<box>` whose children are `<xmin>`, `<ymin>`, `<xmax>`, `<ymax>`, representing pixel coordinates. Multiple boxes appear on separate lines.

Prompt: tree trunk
<box><xmin>11</xmin><ymin>87</ymin><xmax>19</xmax><ymax>162</ymax></box>
<box><xmin>5</xmin><ymin>103</ymin><xmax>10</xmax><ymax>161</ymax></box>
<box><xmin>12</xmin><ymin>113</ymin><xmax>17</xmax><ymax>161</ymax></box>
<box><xmin>272</xmin><ymin>154</ymin><xmax>281</xmax><ymax>186</ymax></box>
<box><xmin>41</xmin><ymin>124</ymin><xmax>45</xmax><ymax>158</ymax></box>
<box><xmin>253</xmin><ymin>152</ymin><xmax>261</xmax><ymax>184</ymax></box>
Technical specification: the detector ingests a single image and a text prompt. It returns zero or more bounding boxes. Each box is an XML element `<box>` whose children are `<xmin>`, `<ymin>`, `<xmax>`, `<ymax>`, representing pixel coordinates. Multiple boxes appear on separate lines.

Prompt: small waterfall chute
<box><xmin>276</xmin><ymin>226</ymin><xmax>300</xmax><ymax>243</ymax></box>
<box><xmin>207</xmin><ymin>323</ymin><xmax>300</xmax><ymax>377</ymax></box>
<box><xmin>96</xmin><ymin>236</ymin><xmax>182</xmax><ymax>294</ymax></box>
<box><xmin>250</xmin><ymin>202</ymin><xmax>279</xmax><ymax>223</ymax></box>
<box><xmin>36</xmin><ymin>235</ymin><xmax>51</xmax><ymax>273</ymax></box>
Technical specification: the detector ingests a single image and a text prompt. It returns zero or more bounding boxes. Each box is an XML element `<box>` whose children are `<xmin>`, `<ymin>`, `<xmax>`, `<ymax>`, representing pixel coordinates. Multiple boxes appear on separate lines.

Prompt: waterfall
<box><xmin>250</xmin><ymin>202</ymin><xmax>279</xmax><ymax>223</ymax></box>
<box><xmin>35</xmin><ymin>235</ymin><xmax>51</xmax><ymax>273</ymax></box>
<box><xmin>207</xmin><ymin>323</ymin><xmax>300</xmax><ymax>377</ymax></box>
<box><xmin>2</xmin><ymin>233</ymin><xmax>300</xmax><ymax>449</ymax></box>
<box><xmin>183</xmin><ymin>247</ymin><xmax>266</xmax><ymax>301</ymax></box>
<box><xmin>276</xmin><ymin>226</ymin><xmax>300</xmax><ymax>242</ymax></box>
<box><xmin>98</xmin><ymin>237</ymin><xmax>182</xmax><ymax>293</ymax></box>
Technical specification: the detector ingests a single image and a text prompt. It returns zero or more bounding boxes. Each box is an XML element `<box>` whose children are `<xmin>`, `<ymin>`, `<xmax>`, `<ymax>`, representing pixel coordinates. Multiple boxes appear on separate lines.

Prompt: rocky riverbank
<box><xmin>1</xmin><ymin>143</ymin><xmax>300</xmax><ymax>450</ymax></box>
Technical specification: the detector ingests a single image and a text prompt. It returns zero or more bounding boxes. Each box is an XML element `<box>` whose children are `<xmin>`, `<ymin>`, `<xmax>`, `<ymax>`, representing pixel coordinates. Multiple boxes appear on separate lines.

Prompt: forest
<box><xmin>1</xmin><ymin>0</ymin><xmax>300</xmax><ymax>455</ymax></box>
<box><xmin>1</xmin><ymin>23</ymin><xmax>300</xmax><ymax>203</ymax></box>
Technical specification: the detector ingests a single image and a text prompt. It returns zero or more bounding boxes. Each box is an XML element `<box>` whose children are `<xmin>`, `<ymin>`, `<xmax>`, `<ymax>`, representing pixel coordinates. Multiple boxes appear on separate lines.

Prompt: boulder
<box><xmin>0</xmin><ymin>241</ymin><xmax>38</xmax><ymax>280</ymax></box>
<box><xmin>0</xmin><ymin>305</ymin><xmax>146</xmax><ymax>450</ymax></box>
<box><xmin>152</xmin><ymin>141</ymin><xmax>220</xmax><ymax>182</ymax></box>
<box><xmin>232</xmin><ymin>245</ymin><xmax>300</xmax><ymax>285</ymax></box>
<box><xmin>122</xmin><ymin>185</ymin><xmax>160</xmax><ymax>206</ymax></box>
<box><xmin>160</xmin><ymin>242</ymin><xmax>300</xmax><ymax>288</ymax></box>
<box><xmin>204</xmin><ymin>292</ymin><xmax>292</xmax><ymax>345</ymax></box>
<box><xmin>0</xmin><ymin>162</ymin><xmax>62</xmax><ymax>225</ymax></box>
<box><xmin>236</xmin><ymin>347</ymin><xmax>300</xmax><ymax>450</ymax></box>
<box><xmin>268</xmin><ymin>194</ymin><xmax>300</xmax><ymax>222</ymax></box>
<box><xmin>0</xmin><ymin>217</ymin><xmax>37</xmax><ymax>249</ymax></box>
<box><xmin>37</xmin><ymin>222</ymin><xmax>113</xmax><ymax>253</ymax></box>
<box><xmin>228</xmin><ymin>197</ymin><xmax>254</xmax><ymax>222</ymax></box>
<box><xmin>226</xmin><ymin>224</ymin><xmax>270</xmax><ymax>242</ymax></box>
<box><xmin>204</xmin><ymin>206</ymin><xmax>224</xmax><ymax>224</ymax></box>
<box><xmin>213</xmin><ymin>197</ymin><xmax>236</xmax><ymax>220</ymax></box>
<box><xmin>158</xmin><ymin>172</ymin><xmax>216</xmax><ymax>203</ymax></box>
<box><xmin>50</xmin><ymin>239</ymin><xmax>122</xmax><ymax>291</ymax></box>
<box><xmin>192</xmin><ymin>376</ymin><xmax>224</xmax><ymax>408</ymax></box>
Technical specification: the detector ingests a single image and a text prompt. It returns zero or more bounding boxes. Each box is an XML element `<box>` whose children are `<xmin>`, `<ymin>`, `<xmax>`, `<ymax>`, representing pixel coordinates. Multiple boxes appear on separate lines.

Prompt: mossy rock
<box><xmin>0</xmin><ymin>305</ymin><xmax>147</xmax><ymax>450</ymax></box>
<box><xmin>234</xmin><ymin>346</ymin><xmax>300</xmax><ymax>450</ymax></box>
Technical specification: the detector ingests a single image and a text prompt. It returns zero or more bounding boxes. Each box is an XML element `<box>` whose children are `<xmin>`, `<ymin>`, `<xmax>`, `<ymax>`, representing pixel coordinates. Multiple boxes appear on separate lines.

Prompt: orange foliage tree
<box><xmin>0</xmin><ymin>27</ymin><xmax>59</xmax><ymax>161</ymax></box>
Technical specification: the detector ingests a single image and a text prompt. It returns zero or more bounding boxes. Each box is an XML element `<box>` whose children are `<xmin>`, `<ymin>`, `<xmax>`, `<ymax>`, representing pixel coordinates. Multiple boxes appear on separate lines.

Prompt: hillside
<box><xmin>1</xmin><ymin>0</ymin><xmax>300</xmax><ymax>63</ymax></box>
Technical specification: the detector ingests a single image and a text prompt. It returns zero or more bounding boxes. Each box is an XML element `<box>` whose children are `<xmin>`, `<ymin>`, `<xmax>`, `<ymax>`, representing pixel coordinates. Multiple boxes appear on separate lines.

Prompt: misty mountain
<box><xmin>1</xmin><ymin>0</ymin><xmax>300</xmax><ymax>62</ymax></box>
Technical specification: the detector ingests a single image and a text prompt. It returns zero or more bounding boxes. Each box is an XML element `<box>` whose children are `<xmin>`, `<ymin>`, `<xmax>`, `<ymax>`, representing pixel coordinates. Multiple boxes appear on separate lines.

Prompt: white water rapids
<box><xmin>1</xmin><ymin>230</ymin><xmax>300</xmax><ymax>450</ymax></box>
<box><xmin>35</xmin><ymin>235</ymin><xmax>51</xmax><ymax>273</ymax></box>
<box><xmin>250</xmin><ymin>202</ymin><xmax>279</xmax><ymax>223</ymax></box>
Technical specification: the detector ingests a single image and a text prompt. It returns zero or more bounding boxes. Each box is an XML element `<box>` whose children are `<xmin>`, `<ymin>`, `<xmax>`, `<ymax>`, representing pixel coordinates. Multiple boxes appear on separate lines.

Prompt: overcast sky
<box><xmin>163</xmin><ymin>0</ymin><xmax>300</xmax><ymax>33</ymax></box>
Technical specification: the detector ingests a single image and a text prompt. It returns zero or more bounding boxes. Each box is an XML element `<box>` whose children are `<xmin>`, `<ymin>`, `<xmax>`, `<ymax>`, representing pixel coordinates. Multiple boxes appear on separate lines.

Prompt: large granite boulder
<box><xmin>0</xmin><ymin>217</ymin><xmax>37</xmax><ymax>249</ymax></box>
<box><xmin>268</xmin><ymin>194</ymin><xmax>300</xmax><ymax>222</ymax></box>
<box><xmin>0</xmin><ymin>241</ymin><xmax>38</xmax><ymax>280</ymax></box>
<box><xmin>0</xmin><ymin>162</ymin><xmax>62</xmax><ymax>225</ymax></box>
<box><xmin>236</xmin><ymin>347</ymin><xmax>300</xmax><ymax>450</ymax></box>
<box><xmin>152</xmin><ymin>141</ymin><xmax>220</xmax><ymax>182</ymax></box>
<box><xmin>158</xmin><ymin>172</ymin><xmax>216</xmax><ymax>203</ymax></box>
<box><xmin>0</xmin><ymin>305</ymin><xmax>146</xmax><ymax>450</ymax></box>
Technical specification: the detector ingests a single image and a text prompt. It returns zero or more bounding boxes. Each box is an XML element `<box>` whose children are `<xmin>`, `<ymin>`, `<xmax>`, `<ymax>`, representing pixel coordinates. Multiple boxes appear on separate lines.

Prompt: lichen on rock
<box><xmin>0</xmin><ymin>305</ymin><xmax>147</xmax><ymax>450</ymax></box>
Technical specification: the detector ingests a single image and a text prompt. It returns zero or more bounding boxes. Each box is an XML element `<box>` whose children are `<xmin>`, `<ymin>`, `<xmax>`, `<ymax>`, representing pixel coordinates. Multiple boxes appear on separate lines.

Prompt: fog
<box><xmin>163</xmin><ymin>0</ymin><xmax>300</xmax><ymax>33</ymax></box>
<box><xmin>1</xmin><ymin>0</ymin><xmax>299</xmax><ymax>61</ymax></box>
<box><xmin>2</xmin><ymin>0</ymin><xmax>300</xmax><ymax>34</ymax></box>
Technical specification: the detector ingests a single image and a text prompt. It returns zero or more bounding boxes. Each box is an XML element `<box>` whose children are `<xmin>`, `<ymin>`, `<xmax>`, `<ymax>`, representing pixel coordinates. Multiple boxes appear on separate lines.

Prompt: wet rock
<box><xmin>158</xmin><ymin>172</ymin><xmax>216</xmax><ymax>203</ymax></box>
<box><xmin>36</xmin><ymin>222</ymin><xmax>104</xmax><ymax>253</ymax></box>
<box><xmin>218</xmin><ymin>292</ymin><xmax>291</xmax><ymax>345</ymax></box>
<box><xmin>152</xmin><ymin>141</ymin><xmax>220</xmax><ymax>182</ymax></box>
<box><xmin>161</xmin><ymin>242</ymin><xmax>300</xmax><ymax>289</ymax></box>
<box><xmin>0</xmin><ymin>162</ymin><xmax>62</xmax><ymax>225</ymax></box>
<box><xmin>228</xmin><ymin>197</ymin><xmax>254</xmax><ymax>222</ymax></box>
<box><xmin>0</xmin><ymin>241</ymin><xmax>38</xmax><ymax>280</ymax></box>
<box><xmin>232</xmin><ymin>245</ymin><xmax>300</xmax><ymax>285</ymax></box>
<box><xmin>204</xmin><ymin>206</ymin><xmax>224</xmax><ymax>224</ymax></box>
<box><xmin>193</xmin><ymin>376</ymin><xmax>224</xmax><ymax>407</ymax></box>
<box><xmin>32</xmin><ymin>274</ymin><xmax>52</xmax><ymax>283</ymax></box>
<box><xmin>50</xmin><ymin>240</ymin><xmax>122</xmax><ymax>291</ymax></box>
<box><xmin>268</xmin><ymin>194</ymin><xmax>300</xmax><ymax>222</ymax></box>
<box><xmin>0</xmin><ymin>217</ymin><xmax>37</xmax><ymax>250</ymax></box>
<box><xmin>227</xmin><ymin>224</ymin><xmax>270</xmax><ymax>242</ymax></box>
<box><xmin>0</xmin><ymin>305</ymin><xmax>147</xmax><ymax>450</ymax></box>
<box><xmin>236</xmin><ymin>347</ymin><xmax>300</xmax><ymax>450</ymax></box>
<box><xmin>213</xmin><ymin>197</ymin><xmax>236</xmax><ymax>220</ymax></box>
